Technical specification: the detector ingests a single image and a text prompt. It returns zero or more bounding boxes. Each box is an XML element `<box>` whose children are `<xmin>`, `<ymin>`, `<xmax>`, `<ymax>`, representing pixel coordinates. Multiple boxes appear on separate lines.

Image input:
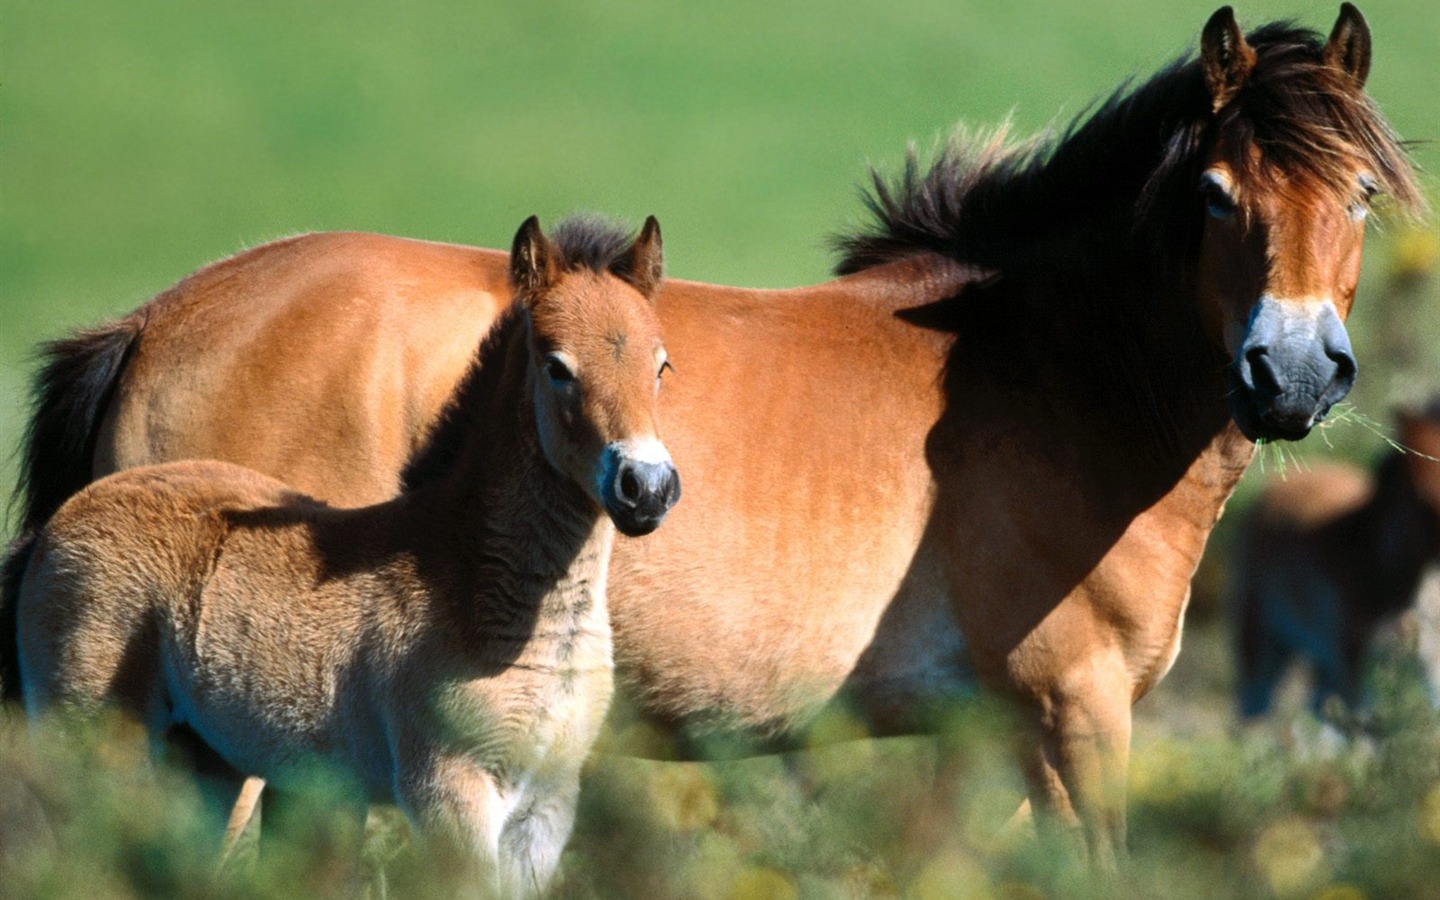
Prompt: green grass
<box><xmin>4</xmin><ymin>634</ymin><xmax>1440</xmax><ymax>899</ymax></box>
<box><xmin>3</xmin><ymin>1</ymin><xmax>1440</xmax><ymax>897</ymax></box>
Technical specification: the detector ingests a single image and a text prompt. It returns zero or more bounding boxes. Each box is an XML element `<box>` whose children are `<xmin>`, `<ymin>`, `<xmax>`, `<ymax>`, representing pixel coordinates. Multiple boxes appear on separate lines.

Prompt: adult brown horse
<box><xmin>2</xmin><ymin>6</ymin><xmax>1423</xmax><ymax>861</ymax></box>
<box><xmin>1233</xmin><ymin>405</ymin><xmax>1440</xmax><ymax>720</ymax></box>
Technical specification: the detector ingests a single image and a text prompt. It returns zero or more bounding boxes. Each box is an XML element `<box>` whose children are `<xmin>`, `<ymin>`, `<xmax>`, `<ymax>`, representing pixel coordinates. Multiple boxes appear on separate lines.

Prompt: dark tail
<box><xmin>12</xmin><ymin>315</ymin><xmax>143</xmax><ymax>535</ymax></box>
<box><xmin>1</xmin><ymin>534</ymin><xmax>36</xmax><ymax>703</ymax></box>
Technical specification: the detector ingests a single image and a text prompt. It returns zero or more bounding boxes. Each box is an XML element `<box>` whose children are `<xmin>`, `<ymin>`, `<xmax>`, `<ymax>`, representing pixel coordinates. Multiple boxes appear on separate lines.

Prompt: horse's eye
<box><xmin>1351</xmin><ymin>174</ymin><xmax>1380</xmax><ymax>222</ymax></box>
<box><xmin>1201</xmin><ymin>178</ymin><xmax>1237</xmax><ymax>221</ymax></box>
<box><xmin>544</xmin><ymin>355</ymin><xmax>575</xmax><ymax>384</ymax></box>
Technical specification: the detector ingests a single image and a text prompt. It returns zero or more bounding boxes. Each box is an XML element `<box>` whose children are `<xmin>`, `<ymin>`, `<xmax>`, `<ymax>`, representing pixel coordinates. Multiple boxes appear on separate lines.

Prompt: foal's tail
<box><xmin>12</xmin><ymin>314</ymin><xmax>143</xmax><ymax>536</ymax></box>
<box><xmin>1</xmin><ymin>534</ymin><xmax>37</xmax><ymax>704</ymax></box>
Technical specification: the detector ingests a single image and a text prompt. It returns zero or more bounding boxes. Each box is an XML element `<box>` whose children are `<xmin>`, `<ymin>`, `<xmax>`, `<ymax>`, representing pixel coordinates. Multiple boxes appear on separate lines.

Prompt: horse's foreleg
<box><xmin>1021</xmin><ymin>657</ymin><xmax>1132</xmax><ymax>869</ymax></box>
<box><xmin>217</xmin><ymin>776</ymin><xmax>266</xmax><ymax>873</ymax></box>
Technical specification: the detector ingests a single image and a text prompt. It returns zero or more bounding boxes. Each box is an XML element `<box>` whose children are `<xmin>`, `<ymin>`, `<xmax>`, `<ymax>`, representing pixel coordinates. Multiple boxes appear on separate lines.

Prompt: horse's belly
<box><xmin>606</xmin><ymin>519</ymin><xmax>965</xmax><ymax>747</ymax></box>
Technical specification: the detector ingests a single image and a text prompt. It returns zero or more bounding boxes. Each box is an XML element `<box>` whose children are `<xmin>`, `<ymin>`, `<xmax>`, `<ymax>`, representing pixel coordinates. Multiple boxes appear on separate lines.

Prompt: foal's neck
<box><xmin>416</xmin><ymin>319</ymin><xmax>613</xmax><ymax>624</ymax></box>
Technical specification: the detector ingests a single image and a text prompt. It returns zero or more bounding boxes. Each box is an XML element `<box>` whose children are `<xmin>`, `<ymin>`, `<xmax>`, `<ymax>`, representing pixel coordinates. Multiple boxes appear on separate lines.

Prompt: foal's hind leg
<box><xmin>15</xmin><ymin>546</ymin><xmax>162</xmax><ymax>728</ymax></box>
<box><xmin>218</xmin><ymin>776</ymin><xmax>266</xmax><ymax>873</ymax></box>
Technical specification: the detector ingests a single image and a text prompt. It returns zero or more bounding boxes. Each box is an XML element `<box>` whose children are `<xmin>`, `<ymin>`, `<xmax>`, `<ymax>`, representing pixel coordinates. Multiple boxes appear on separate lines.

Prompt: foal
<box><xmin>15</xmin><ymin>214</ymin><xmax>678</xmax><ymax>896</ymax></box>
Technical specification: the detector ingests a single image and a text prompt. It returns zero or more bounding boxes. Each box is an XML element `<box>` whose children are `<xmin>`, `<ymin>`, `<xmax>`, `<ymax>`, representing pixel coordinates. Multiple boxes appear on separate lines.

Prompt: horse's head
<box><xmin>1192</xmin><ymin>5</ymin><xmax>1416</xmax><ymax>441</ymax></box>
<box><xmin>510</xmin><ymin>215</ymin><xmax>680</xmax><ymax>536</ymax></box>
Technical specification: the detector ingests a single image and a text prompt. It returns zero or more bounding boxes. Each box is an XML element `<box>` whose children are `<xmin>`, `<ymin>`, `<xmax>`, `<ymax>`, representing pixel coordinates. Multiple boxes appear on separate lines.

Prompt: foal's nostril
<box><xmin>618</xmin><ymin>468</ymin><xmax>642</xmax><ymax>506</ymax></box>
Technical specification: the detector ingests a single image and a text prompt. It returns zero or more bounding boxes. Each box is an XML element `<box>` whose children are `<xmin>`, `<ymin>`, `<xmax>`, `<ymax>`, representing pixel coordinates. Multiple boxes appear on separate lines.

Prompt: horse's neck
<box><xmin>924</xmin><ymin>120</ymin><xmax>1252</xmax><ymax>589</ymax></box>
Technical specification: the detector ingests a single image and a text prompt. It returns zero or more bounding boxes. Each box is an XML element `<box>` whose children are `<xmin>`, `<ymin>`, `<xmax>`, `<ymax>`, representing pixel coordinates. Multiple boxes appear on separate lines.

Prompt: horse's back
<box><xmin>97</xmin><ymin>233</ymin><xmax>510</xmax><ymax>506</ymax></box>
<box><xmin>1251</xmin><ymin>464</ymin><xmax>1372</xmax><ymax>532</ymax></box>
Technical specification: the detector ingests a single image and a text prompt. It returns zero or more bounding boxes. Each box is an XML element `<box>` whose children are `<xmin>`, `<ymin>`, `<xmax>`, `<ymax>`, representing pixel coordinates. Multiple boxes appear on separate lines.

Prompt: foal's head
<box><xmin>1191</xmin><ymin>5</ymin><xmax>1420</xmax><ymax>441</ymax></box>
<box><xmin>509</xmin><ymin>215</ymin><xmax>680</xmax><ymax>537</ymax></box>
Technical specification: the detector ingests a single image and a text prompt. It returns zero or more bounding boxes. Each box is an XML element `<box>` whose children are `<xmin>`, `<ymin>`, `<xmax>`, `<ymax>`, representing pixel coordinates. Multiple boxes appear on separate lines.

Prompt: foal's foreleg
<box><xmin>497</xmin><ymin>779</ymin><xmax>581</xmax><ymax>899</ymax></box>
<box><xmin>398</xmin><ymin>755</ymin><xmax>507</xmax><ymax>898</ymax></box>
<box><xmin>1020</xmin><ymin>656</ymin><xmax>1132</xmax><ymax>869</ymax></box>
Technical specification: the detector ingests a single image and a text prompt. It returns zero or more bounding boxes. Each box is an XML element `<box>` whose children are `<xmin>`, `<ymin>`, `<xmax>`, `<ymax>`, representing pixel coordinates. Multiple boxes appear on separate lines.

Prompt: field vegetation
<box><xmin>2</xmin><ymin>1</ymin><xmax>1439</xmax><ymax>897</ymax></box>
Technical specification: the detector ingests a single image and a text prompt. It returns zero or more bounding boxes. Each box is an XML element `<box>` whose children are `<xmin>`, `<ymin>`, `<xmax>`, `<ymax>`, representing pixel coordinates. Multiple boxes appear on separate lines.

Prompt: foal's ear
<box><xmin>1200</xmin><ymin>6</ymin><xmax>1256</xmax><ymax>113</ymax></box>
<box><xmin>510</xmin><ymin>215</ymin><xmax>560</xmax><ymax>301</ymax></box>
<box><xmin>614</xmin><ymin>215</ymin><xmax>664</xmax><ymax>299</ymax></box>
<box><xmin>1323</xmin><ymin>3</ymin><xmax>1371</xmax><ymax>87</ymax></box>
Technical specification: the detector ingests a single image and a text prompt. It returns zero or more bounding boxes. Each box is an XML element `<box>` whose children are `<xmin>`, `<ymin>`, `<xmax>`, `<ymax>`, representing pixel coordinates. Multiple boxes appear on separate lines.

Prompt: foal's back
<box><xmin>19</xmin><ymin>460</ymin><xmax>406</xmax><ymax>782</ymax></box>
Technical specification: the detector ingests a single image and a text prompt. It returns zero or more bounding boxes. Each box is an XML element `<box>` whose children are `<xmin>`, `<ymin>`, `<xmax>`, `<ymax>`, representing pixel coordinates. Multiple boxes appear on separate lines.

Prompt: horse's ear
<box><xmin>510</xmin><ymin>215</ymin><xmax>559</xmax><ymax>302</ymax></box>
<box><xmin>1323</xmin><ymin>3</ymin><xmax>1371</xmax><ymax>87</ymax></box>
<box><xmin>1200</xmin><ymin>6</ymin><xmax>1256</xmax><ymax>113</ymax></box>
<box><xmin>615</xmin><ymin>215</ymin><xmax>664</xmax><ymax>299</ymax></box>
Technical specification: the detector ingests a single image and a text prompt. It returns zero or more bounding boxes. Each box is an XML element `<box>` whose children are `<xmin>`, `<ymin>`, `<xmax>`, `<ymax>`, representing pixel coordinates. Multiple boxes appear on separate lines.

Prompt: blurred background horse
<box><xmin>1232</xmin><ymin>402</ymin><xmax>1440</xmax><ymax>720</ymax></box>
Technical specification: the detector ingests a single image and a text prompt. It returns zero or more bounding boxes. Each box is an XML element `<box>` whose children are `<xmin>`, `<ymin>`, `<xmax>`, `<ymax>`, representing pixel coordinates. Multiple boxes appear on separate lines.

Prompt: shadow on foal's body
<box><xmin>15</xmin><ymin>216</ymin><xmax>678</xmax><ymax>897</ymax></box>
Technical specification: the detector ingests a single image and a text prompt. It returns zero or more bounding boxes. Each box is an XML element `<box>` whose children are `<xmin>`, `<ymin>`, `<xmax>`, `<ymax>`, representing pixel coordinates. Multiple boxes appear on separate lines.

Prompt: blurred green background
<box><xmin>2</xmin><ymin>1</ymin><xmax>1439</xmax><ymax>897</ymax></box>
<box><xmin>3</xmin><ymin>0</ymin><xmax>1437</xmax><ymax>520</ymax></box>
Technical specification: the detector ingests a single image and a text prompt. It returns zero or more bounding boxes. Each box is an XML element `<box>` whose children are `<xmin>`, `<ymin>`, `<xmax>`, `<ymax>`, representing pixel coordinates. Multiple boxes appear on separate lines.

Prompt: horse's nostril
<box><xmin>1244</xmin><ymin>346</ymin><xmax>1281</xmax><ymax>395</ymax></box>
<box><xmin>1329</xmin><ymin>347</ymin><xmax>1357</xmax><ymax>382</ymax></box>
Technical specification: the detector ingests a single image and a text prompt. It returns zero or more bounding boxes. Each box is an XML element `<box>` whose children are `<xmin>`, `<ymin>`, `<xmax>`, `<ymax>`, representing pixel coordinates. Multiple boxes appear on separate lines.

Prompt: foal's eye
<box><xmin>544</xmin><ymin>355</ymin><xmax>575</xmax><ymax>384</ymax></box>
<box><xmin>1201</xmin><ymin>177</ymin><xmax>1237</xmax><ymax>221</ymax></box>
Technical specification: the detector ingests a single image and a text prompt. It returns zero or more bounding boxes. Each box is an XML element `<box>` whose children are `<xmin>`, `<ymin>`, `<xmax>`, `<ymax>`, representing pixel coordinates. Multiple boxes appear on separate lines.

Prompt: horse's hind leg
<box><xmin>1238</xmin><ymin>634</ymin><xmax>1292</xmax><ymax>720</ymax></box>
<box><xmin>217</xmin><ymin>775</ymin><xmax>266</xmax><ymax>874</ymax></box>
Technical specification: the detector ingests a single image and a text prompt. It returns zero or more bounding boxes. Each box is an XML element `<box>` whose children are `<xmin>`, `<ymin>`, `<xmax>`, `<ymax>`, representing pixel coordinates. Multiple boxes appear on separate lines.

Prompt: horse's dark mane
<box><xmin>401</xmin><ymin>215</ymin><xmax>644</xmax><ymax>490</ymax></box>
<box><xmin>834</xmin><ymin>21</ymin><xmax>1423</xmax><ymax>277</ymax></box>
<box><xmin>830</xmin><ymin>19</ymin><xmax>1424</xmax><ymax>462</ymax></box>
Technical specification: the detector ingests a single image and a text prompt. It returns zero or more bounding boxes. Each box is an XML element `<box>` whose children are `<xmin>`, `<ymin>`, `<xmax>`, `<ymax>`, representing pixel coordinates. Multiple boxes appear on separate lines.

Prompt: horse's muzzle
<box><xmin>1230</xmin><ymin>296</ymin><xmax>1356</xmax><ymax>442</ymax></box>
<box><xmin>602</xmin><ymin>444</ymin><xmax>681</xmax><ymax>537</ymax></box>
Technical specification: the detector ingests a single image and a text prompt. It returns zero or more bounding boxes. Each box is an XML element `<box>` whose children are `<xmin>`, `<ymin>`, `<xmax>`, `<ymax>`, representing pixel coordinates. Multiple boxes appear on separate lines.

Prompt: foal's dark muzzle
<box><xmin>602</xmin><ymin>446</ymin><xmax>681</xmax><ymax>537</ymax></box>
<box><xmin>1229</xmin><ymin>296</ymin><xmax>1356</xmax><ymax>442</ymax></box>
